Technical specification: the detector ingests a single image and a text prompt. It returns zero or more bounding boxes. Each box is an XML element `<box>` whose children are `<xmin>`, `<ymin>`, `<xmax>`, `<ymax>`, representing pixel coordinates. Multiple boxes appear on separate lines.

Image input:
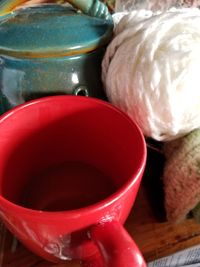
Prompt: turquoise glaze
<box><xmin>0</xmin><ymin>49</ymin><xmax>106</xmax><ymax>112</ymax></box>
<box><xmin>0</xmin><ymin>1</ymin><xmax>113</xmax><ymax>114</ymax></box>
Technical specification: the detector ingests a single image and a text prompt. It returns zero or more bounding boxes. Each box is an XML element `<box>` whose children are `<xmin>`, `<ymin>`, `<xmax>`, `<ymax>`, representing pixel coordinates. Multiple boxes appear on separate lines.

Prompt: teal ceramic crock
<box><xmin>0</xmin><ymin>0</ymin><xmax>113</xmax><ymax>114</ymax></box>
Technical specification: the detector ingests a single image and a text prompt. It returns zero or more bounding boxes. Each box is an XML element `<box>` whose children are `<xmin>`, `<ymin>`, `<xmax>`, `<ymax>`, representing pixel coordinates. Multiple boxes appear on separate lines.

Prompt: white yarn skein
<box><xmin>103</xmin><ymin>8</ymin><xmax>200</xmax><ymax>141</ymax></box>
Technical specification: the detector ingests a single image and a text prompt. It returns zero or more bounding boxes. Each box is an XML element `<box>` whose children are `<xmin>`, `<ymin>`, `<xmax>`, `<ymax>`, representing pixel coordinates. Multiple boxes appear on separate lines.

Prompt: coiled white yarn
<box><xmin>103</xmin><ymin>8</ymin><xmax>200</xmax><ymax>141</ymax></box>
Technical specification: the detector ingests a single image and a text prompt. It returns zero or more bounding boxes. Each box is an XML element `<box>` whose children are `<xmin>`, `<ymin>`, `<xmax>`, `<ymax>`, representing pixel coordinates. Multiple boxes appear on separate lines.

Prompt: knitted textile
<box><xmin>103</xmin><ymin>8</ymin><xmax>200</xmax><ymax>141</ymax></box>
<box><xmin>115</xmin><ymin>0</ymin><xmax>200</xmax><ymax>12</ymax></box>
<box><xmin>163</xmin><ymin>129</ymin><xmax>200</xmax><ymax>222</ymax></box>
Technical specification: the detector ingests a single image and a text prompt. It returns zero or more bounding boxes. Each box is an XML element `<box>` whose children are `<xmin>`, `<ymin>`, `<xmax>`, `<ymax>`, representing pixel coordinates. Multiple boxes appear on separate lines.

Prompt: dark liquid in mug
<box><xmin>22</xmin><ymin>162</ymin><xmax>116</xmax><ymax>211</ymax></box>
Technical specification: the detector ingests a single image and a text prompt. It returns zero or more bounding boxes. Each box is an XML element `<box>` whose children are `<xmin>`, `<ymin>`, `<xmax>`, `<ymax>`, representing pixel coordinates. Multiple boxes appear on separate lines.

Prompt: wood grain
<box><xmin>126</xmin><ymin>186</ymin><xmax>200</xmax><ymax>262</ymax></box>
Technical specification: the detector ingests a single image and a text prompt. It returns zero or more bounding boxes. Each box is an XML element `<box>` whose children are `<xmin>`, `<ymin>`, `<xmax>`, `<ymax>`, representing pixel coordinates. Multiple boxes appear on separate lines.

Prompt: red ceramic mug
<box><xmin>0</xmin><ymin>95</ymin><xmax>147</xmax><ymax>267</ymax></box>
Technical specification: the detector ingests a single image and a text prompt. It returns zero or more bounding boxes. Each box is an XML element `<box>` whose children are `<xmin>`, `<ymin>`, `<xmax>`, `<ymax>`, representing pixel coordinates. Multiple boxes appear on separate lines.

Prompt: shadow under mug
<box><xmin>0</xmin><ymin>95</ymin><xmax>147</xmax><ymax>267</ymax></box>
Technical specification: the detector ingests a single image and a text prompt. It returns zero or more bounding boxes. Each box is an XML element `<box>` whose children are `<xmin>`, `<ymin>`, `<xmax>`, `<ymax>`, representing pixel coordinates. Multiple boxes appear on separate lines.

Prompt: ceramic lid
<box><xmin>0</xmin><ymin>4</ymin><xmax>113</xmax><ymax>58</ymax></box>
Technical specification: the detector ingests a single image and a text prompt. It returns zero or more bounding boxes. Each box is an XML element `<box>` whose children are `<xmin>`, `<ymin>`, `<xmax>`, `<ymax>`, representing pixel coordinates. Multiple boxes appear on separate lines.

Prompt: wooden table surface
<box><xmin>2</xmin><ymin>147</ymin><xmax>200</xmax><ymax>266</ymax></box>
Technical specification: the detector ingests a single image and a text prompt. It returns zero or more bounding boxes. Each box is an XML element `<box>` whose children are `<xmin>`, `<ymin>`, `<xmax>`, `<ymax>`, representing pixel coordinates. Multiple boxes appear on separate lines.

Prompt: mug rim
<box><xmin>0</xmin><ymin>95</ymin><xmax>147</xmax><ymax>217</ymax></box>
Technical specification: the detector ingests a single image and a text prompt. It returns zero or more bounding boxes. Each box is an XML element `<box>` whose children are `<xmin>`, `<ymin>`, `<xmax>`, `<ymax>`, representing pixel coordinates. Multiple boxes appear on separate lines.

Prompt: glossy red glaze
<box><xmin>0</xmin><ymin>96</ymin><xmax>147</xmax><ymax>266</ymax></box>
<box><xmin>89</xmin><ymin>221</ymin><xmax>146</xmax><ymax>267</ymax></box>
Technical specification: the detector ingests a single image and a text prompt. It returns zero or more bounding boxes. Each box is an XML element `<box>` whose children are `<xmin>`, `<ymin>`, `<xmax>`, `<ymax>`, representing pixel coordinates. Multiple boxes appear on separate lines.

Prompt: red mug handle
<box><xmin>83</xmin><ymin>220</ymin><xmax>146</xmax><ymax>267</ymax></box>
